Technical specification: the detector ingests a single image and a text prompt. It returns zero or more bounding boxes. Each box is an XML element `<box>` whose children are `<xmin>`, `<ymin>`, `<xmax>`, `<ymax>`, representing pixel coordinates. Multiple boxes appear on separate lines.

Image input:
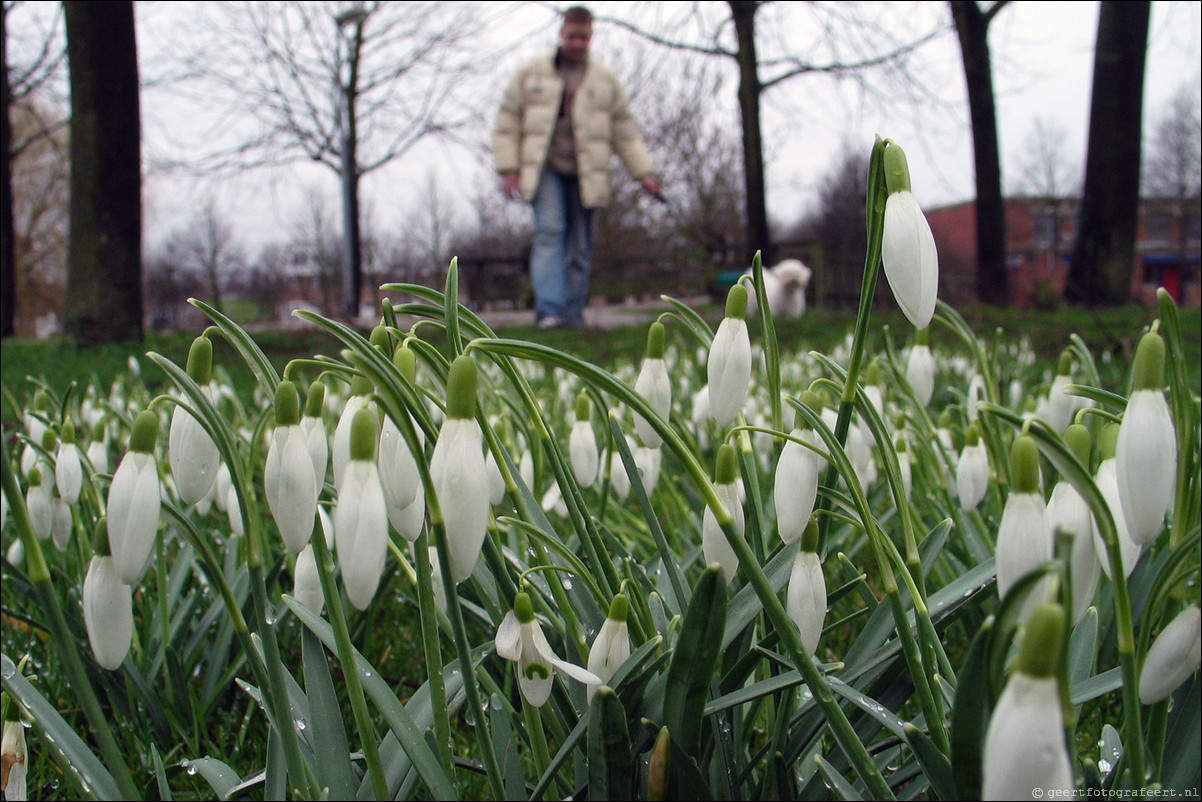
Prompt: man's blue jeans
<box><xmin>530</xmin><ymin>168</ymin><xmax>595</xmax><ymax>327</ymax></box>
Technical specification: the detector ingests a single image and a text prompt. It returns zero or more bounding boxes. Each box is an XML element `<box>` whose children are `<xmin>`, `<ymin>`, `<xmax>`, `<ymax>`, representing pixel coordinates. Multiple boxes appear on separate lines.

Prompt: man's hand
<box><xmin>641</xmin><ymin>175</ymin><xmax>662</xmax><ymax>199</ymax></box>
<box><xmin>502</xmin><ymin>172</ymin><xmax>521</xmax><ymax>200</ymax></box>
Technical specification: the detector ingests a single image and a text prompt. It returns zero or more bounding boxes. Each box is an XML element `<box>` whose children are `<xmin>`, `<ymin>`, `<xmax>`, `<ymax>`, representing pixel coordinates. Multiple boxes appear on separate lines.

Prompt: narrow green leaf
<box><xmin>186</xmin><ymin>756</ymin><xmax>240</xmax><ymax>800</ymax></box>
<box><xmin>950</xmin><ymin>617</ymin><xmax>993</xmax><ymax>801</ymax></box>
<box><xmin>813</xmin><ymin>754</ymin><xmax>864</xmax><ymax>801</ymax></box>
<box><xmin>1067</xmin><ymin>608</ymin><xmax>1099</xmax><ymax>690</ymax></box>
<box><xmin>489</xmin><ymin>694</ymin><xmax>526</xmax><ymax>801</ymax></box>
<box><xmin>150</xmin><ymin>744</ymin><xmax>173</xmax><ymax>801</ymax></box>
<box><xmin>1161</xmin><ymin>676</ymin><xmax>1201</xmax><ymax>791</ymax></box>
<box><xmin>1</xmin><ymin>653</ymin><xmax>121</xmax><ymax>800</ymax></box>
<box><xmin>588</xmin><ymin>686</ymin><xmax>633</xmax><ymax>801</ymax></box>
<box><xmin>905</xmin><ymin>723</ymin><xmax>956</xmax><ymax>801</ymax></box>
<box><xmin>662</xmin><ymin>565</ymin><xmax>727</xmax><ymax>756</ymax></box>
<box><xmin>190</xmin><ymin>298</ymin><xmax>280</xmax><ymax>399</ymax></box>
<box><xmin>301</xmin><ymin>628</ymin><xmax>357</xmax><ymax>800</ymax></box>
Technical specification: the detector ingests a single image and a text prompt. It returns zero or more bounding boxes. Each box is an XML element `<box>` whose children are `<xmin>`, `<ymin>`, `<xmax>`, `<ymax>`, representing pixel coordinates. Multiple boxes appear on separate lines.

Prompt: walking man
<box><xmin>493</xmin><ymin>5</ymin><xmax>661</xmax><ymax>328</ymax></box>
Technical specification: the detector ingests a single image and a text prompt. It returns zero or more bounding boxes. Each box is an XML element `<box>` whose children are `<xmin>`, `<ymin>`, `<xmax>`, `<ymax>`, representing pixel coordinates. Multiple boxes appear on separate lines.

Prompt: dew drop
<box><xmin>1098</xmin><ymin>760</ymin><xmax>1112</xmax><ymax>774</ymax></box>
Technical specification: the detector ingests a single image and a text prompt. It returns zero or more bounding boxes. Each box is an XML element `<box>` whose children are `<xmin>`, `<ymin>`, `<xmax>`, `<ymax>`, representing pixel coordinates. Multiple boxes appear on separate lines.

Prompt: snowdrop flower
<box><xmin>429</xmin><ymin>355</ymin><xmax>490</xmax><ymax>584</ymax></box>
<box><xmin>787</xmin><ymin>523</ymin><xmax>827</xmax><ymax>655</ymax></box>
<box><xmin>301</xmin><ymin>382</ymin><xmax>329</xmax><ymax>490</ymax></box>
<box><xmin>774</xmin><ymin>395</ymin><xmax>826</xmax><ymax>544</ymax></box>
<box><xmin>107</xmin><ymin>410</ymin><xmax>162</xmax><ymax>584</ymax></box>
<box><xmin>707</xmin><ymin>283</ymin><xmax>753</xmax><ymax>427</ymax></box>
<box><xmin>635</xmin><ymin>445</ymin><xmax>662</xmax><ymax>495</ymax></box>
<box><xmin>1047</xmin><ymin>424</ymin><xmax>1100</xmax><ymax>625</ymax></box>
<box><xmin>518</xmin><ymin>447</ymin><xmax>535</xmax><ymax>493</ymax></box>
<box><xmin>956</xmin><ymin>424</ymin><xmax>990</xmax><ymax>512</ymax></box>
<box><xmin>25</xmin><ymin>466</ymin><xmax>53</xmax><ymax>541</ymax></box>
<box><xmin>264</xmin><ymin>381</ymin><xmax>319</xmax><ymax>553</ymax></box>
<box><xmin>495</xmin><ymin>591</ymin><xmax>601</xmax><ymax>707</ymax></box>
<box><xmin>55</xmin><ymin>420</ymin><xmax>83</xmax><ymax>505</ymax></box>
<box><xmin>485</xmin><ymin>448</ymin><xmax>506</xmax><ymax>506</ymax></box>
<box><xmin>702</xmin><ymin>444</ymin><xmax>743</xmax><ymax>586</ymax></box>
<box><xmin>996</xmin><ymin>435</ymin><xmax>1052</xmax><ymax>623</ymax></box>
<box><xmin>168</xmin><ymin>337</ymin><xmax>220</xmax><ymax>506</ymax></box>
<box><xmin>966</xmin><ymin>374</ymin><xmax>986</xmax><ymax>423</ymax></box>
<box><xmin>1040</xmin><ymin>352</ymin><xmax>1078</xmax><ymax>434</ymax></box>
<box><xmin>82</xmin><ymin>518</ymin><xmax>134</xmax><ymax>671</ymax></box>
<box><xmin>86</xmin><ymin>421</ymin><xmax>110</xmax><ymax>476</ymax></box>
<box><xmin>608</xmin><ymin>437</ymin><xmax>634</xmax><ymax>500</ymax></box>
<box><xmin>20</xmin><ymin>390</ymin><xmax>49</xmax><ymax>477</ymax></box>
<box><xmin>213</xmin><ymin>461</ymin><xmax>232</xmax><ymax>513</ymax></box>
<box><xmin>935</xmin><ymin>411</ymin><xmax>958</xmax><ymax>499</ymax></box>
<box><xmin>1139</xmin><ymin>605</ymin><xmax>1201</xmax><ymax>705</ymax></box>
<box><xmin>982</xmin><ymin>602</ymin><xmax>1073</xmax><ymax>800</ymax></box>
<box><xmin>1116</xmin><ymin>330</ymin><xmax>1176</xmax><ymax>545</ymax></box>
<box><xmin>334</xmin><ymin>408</ymin><xmax>389</xmax><ymax>610</ymax></box>
<box><xmin>332</xmin><ymin>375</ymin><xmax>373</xmax><ymax>493</ymax></box>
<box><xmin>569</xmin><ymin>392</ymin><xmax>599</xmax><ymax>488</ymax></box>
<box><xmin>633</xmin><ymin>321</ymin><xmax>672</xmax><ymax>447</ymax></box>
<box><xmin>293</xmin><ymin>543</ymin><xmax>325</xmax><ymax>614</ymax></box>
<box><xmin>2</xmin><ymin>703</ymin><xmax>26</xmax><ymax>801</ymax></box>
<box><xmin>895</xmin><ymin>433</ymin><xmax>913</xmax><ymax>499</ymax></box>
<box><xmin>880</xmin><ymin>142</ymin><xmax>938</xmax><ymax>330</ymax></box>
<box><xmin>50</xmin><ymin>495</ymin><xmax>72</xmax><ymax>551</ymax></box>
<box><xmin>377</xmin><ymin>348</ymin><xmax>427</xmax><ymax>541</ymax></box>
<box><xmin>1091</xmin><ymin>423</ymin><xmax>1142</xmax><ymax>580</ymax></box>
<box><xmin>587</xmin><ymin>593</ymin><xmax>632</xmax><ymax>701</ymax></box>
<box><xmin>905</xmin><ymin>328</ymin><xmax>936</xmax><ymax>407</ymax></box>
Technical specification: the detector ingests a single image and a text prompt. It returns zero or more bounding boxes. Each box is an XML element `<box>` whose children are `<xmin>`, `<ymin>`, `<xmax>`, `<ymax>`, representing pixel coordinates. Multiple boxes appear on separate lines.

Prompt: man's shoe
<box><xmin>538</xmin><ymin>315</ymin><xmax>562</xmax><ymax>329</ymax></box>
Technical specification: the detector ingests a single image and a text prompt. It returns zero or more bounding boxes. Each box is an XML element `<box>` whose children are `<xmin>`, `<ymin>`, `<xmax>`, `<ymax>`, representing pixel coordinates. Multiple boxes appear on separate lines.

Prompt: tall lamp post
<box><xmin>334</xmin><ymin>5</ymin><xmax>368</xmax><ymax>320</ymax></box>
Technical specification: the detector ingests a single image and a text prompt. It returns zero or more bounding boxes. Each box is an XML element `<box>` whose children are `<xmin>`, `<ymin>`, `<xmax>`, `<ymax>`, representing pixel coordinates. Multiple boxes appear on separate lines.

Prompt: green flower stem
<box><xmin>747</xmin><ymin>251</ymin><xmax>784</xmax><ymax>434</ymax></box>
<box><xmin>474</xmin><ymin>338</ymin><xmax>895</xmax><ymax>801</ymax></box>
<box><xmin>1157</xmin><ymin>289</ymin><xmax>1198</xmax><ymax>556</ymax></box>
<box><xmin>1</xmin><ymin>436</ymin><xmax>142</xmax><ymax>800</ymax></box>
<box><xmin>413</xmin><ymin>529</ymin><xmax>456</xmax><ymax>781</ymax></box>
<box><xmin>306</xmin><ymin>518</ymin><xmax>392</xmax><ymax>800</ymax></box>
<box><xmin>524</xmin><ymin>697</ymin><xmax>553</xmax><ymax>785</ymax></box>
<box><xmin>980</xmin><ymin>402</ymin><xmax>1145</xmax><ymax>789</ymax></box>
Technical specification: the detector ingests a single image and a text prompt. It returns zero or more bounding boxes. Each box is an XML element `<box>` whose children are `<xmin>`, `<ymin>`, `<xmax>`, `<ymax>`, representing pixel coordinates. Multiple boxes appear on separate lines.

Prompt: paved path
<box><xmin>473</xmin><ymin>295</ymin><xmax>710</xmax><ymax>331</ymax></box>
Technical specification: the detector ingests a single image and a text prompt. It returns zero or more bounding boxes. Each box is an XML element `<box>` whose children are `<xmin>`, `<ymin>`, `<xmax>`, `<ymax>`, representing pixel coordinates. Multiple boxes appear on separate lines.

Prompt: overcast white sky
<box><xmin>9</xmin><ymin>1</ymin><xmax>1202</xmax><ymax>256</ymax></box>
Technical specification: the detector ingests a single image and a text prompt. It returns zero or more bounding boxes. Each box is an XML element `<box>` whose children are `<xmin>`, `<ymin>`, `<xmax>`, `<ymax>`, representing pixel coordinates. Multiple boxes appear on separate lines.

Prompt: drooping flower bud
<box><xmin>25</xmin><ymin>465</ymin><xmax>53</xmax><ymax>541</ymax></box>
<box><xmin>301</xmin><ymin>381</ymin><xmax>329</xmax><ymax>489</ymax></box>
<box><xmin>880</xmin><ymin>143</ymin><xmax>938</xmax><ymax>330</ymax></box>
<box><xmin>1139</xmin><ymin>605</ymin><xmax>1201</xmax><ymax>705</ymax></box>
<box><xmin>774</xmin><ymin>394</ymin><xmax>826</xmax><ymax>544</ymax></box>
<box><xmin>107</xmin><ymin>410</ymin><xmax>162</xmax><ymax>584</ymax></box>
<box><xmin>905</xmin><ymin>328</ymin><xmax>936</xmax><ymax>407</ymax></box>
<box><xmin>587</xmin><ymin>593</ymin><xmax>631</xmax><ymax>701</ymax></box>
<box><xmin>333</xmin><ymin>374</ymin><xmax>374</xmax><ymax>492</ymax></box>
<box><xmin>82</xmin><ymin>518</ymin><xmax>134</xmax><ymax>671</ymax></box>
<box><xmin>1047</xmin><ymin>424</ymin><xmax>1100</xmax><ymax>625</ymax></box>
<box><xmin>333</xmin><ymin>408</ymin><xmax>389</xmax><ymax>610</ymax></box>
<box><xmin>378</xmin><ymin>346</ymin><xmax>427</xmax><ymax>541</ymax></box>
<box><xmin>55</xmin><ymin>420</ymin><xmax>84</xmax><ymax>505</ymax></box>
<box><xmin>983</xmin><ymin>603</ymin><xmax>1073</xmax><ymax>799</ymax></box>
<box><xmin>996</xmin><ymin>435</ymin><xmax>1052</xmax><ymax>623</ymax></box>
<box><xmin>633</xmin><ymin>322</ymin><xmax>671</xmax><ymax>447</ymax></box>
<box><xmin>787</xmin><ymin>522</ymin><xmax>827</xmax><ymax>655</ymax></box>
<box><xmin>169</xmin><ymin>337</ymin><xmax>220</xmax><ymax>505</ymax></box>
<box><xmin>570</xmin><ymin>392</ymin><xmax>599</xmax><ymax>488</ymax></box>
<box><xmin>956</xmin><ymin>423</ymin><xmax>990</xmax><ymax>512</ymax></box>
<box><xmin>1091</xmin><ymin>423</ymin><xmax>1142</xmax><ymax>579</ymax></box>
<box><xmin>1116</xmin><ymin>330</ymin><xmax>1176</xmax><ymax>546</ymax></box>
<box><xmin>702</xmin><ymin>444</ymin><xmax>743</xmax><ymax>585</ymax></box>
<box><xmin>265</xmin><ymin>381</ymin><xmax>319</xmax><ymax>553</ymax></box>
<box><xmin>707</xmin><ymin>285</ymin><xmax>752</xmax><ymax>427</ymax></box>
<box><xmin>429</xmin><ymin>355</ymin><xmax>490</xmax><ymax>584</ymax></box>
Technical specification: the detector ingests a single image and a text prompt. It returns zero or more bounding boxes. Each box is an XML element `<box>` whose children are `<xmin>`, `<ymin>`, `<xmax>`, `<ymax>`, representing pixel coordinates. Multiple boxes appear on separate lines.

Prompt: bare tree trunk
<box><xmin>1</xmin><ymin>3</ymin><xmax>15</xmax><ymax>337</ymax></box>
<box><xmin>951</xmin><ymin>0</ymin><xmax>1008</xmax><ymax>306</ymax></box>
<box><xmin>1066</xmin><ymin>1</ymin><xmax>1149</xmax><ymax>305</ymax></box>
<box><xmin>64</xmin><ymin>1</ymin><xmax>142</xmax><ymax>344</ymax></box>
<box><xmin>730</xmin><ymin>1</ymin><xmax>765</xmax><ymax>266</ymax></box>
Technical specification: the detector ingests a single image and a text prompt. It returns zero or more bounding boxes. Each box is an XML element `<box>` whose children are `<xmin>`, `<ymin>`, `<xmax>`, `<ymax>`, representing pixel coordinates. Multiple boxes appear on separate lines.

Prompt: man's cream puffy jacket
<box><xmin>493</xmin><ymin>50</ymin><xmax>653</xmax><ymax>209</ymax></box>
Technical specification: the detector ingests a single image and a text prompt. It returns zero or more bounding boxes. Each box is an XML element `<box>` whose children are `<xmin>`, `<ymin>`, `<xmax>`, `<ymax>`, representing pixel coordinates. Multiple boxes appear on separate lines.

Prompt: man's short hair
<box><xmin>562</xmin><ymin>6</ymin><xmax>592</xmax><ymax>26</ymax></box>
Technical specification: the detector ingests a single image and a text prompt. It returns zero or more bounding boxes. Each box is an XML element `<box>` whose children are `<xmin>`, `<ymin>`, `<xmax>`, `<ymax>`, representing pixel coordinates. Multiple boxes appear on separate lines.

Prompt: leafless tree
<box><xmin>598</xmin><ymin>2</ymin><xmax>944</xmax><ymax>265</ymax></box>
<box><xmin>286</xmin><ymin>186</ymin><xmax>345</xmax><ymax>317</ymax></box>
<box><xmin>1144</xmin><ymin>82</ymin><xmax>1201</xmax><ymax>203</ymax></box>
<box><xmin>3</xmin><ymin>0</ymin><xmax>67</xmax><ymax>337</ymax></box>
<box><xmin>158</xmin><ymin>198</ymin><xmax>245</xmax><ymax>314</ymax></box>
<box><xmin>156</xmin><ymin>1</ymin><xmax>496</xmax><ymax>319</ymax></box>
<box><xmin>1014</xmin><ymin>118</ymin><xmax>1080</xmax><ymax>200</ymax></box>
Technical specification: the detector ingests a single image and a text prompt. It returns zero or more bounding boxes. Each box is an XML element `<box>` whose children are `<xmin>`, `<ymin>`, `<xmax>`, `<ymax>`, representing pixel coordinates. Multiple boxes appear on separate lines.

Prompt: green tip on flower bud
<box><xmin>33</xmin><ymin>388</ymin><xmax>48</xmax><ymax>411</ymax></box>
<box><xmin>1057</xmin><ymin>350</ymin><xmax>1073</xmax><ymax>377</ymax></box>
<box><xmin>1063</xmin><ymin>424</ymin><xmax>1091</xmax><ymax>468</ymax></box>
<box><xmin>725</xmin><ymin>283</ymin><xmax>748</xmax><ymax>320</ymax></box>
<box><xmin>915</xmin><ymin>327</ymin><xmax>929</xmax><ymax>346</ymax></box>
<box><xmin>575</xmin><ymin>391</ymin><xmax>591</xmax><ymax>422</ymax></box>
<box><xmin>801</xmin><ymin>389</ymin><xmax>824</xmax><ymax>417</ymax></box>
<box><xmin>883</xmin><ymin>142</ymin><xmax>912</xmax><ymax>195</ymax></box>
<box><xmin>801</xmin><ymin>520</ymin><xmax>820</xmax><ymax>554</ymax></box>
<box><xmin>41</xmin><ymin>428</ymin><xmax>56</xmax><ymax>451</ymax></box>
<box><xmin>1131</xmin><ymin>329</ymin><xmax>1165</xmax><ymax>392</ymax></box>
<box><xmin>514</xmin><ymin>591</ymin><xmax>535</xmax><ymax>623</ymax></box>
<box><xmin>92</xmin><ymin>517</ymin><xmax>111</xmax><ymax>556</ymax></box>
<box><xmin>1098</xmin><ymin>422</ymin><xmax>1120</xmax><ymax>461</ymax></box>
<box><xmin>350</xmin><ymin>373</ymin><xmax>373</xmax><ymax>397</ymax></box>
<box><xmin>28</xmin><ymin>465</ymin><xmax>43</xmax><ymax>487</ymax></box>
<box><xmin>715</xmin><ymin>443</ymin><xmax>738</xmax><ymax>484</ymax></box>
<box><xmin>129</xmin><ymin>410</ymin><xmax>159</xmax><ymax>454</ymax></box>
<box><xmin>866</xmin><ymin>360</ymin><xmax>882</xmax><ymax>386</ymax></box>
<box><xmin>92</xmin><ymin>420</ymin><xmax>106</xmax><ymax>440</ymax></box>
<box><xmin>1015</xmin><ymin>602</ymin><xmax>1066</xmax><ymax>679</ymax></box>
<box><xmin>1010</xmin><ymin>435</ymin><xmax>1040</xmax><ymax>494</ymax></box>
<box><xmin>186</xmin><ymin>336</ymin><xmax>214</xmax><ymax>385</ymax></box>
<box><xmin>61</xmin><ymin>420</ymin><xmax>76</xmax><ymax>445</ymax></box>
<box><xmin>275</xmin><ymin>381</ymin><xmax>301</xmax><ymax>426</ymax></box>
<box><xmin>446</xmin><ymin>355</ymin><xmax>478</xmax><ymax>419</ymax></box>
<box><xmin>607</xmin><ymin>593</ymin><xmax>629</xmax><ymax>622</ymax></box>
<box><xmin>349</xmin><ymin>407</ymin><xmax>378</xmax><ymax>461</ymax></box>
<box><xmin>965</xmin><ymin>422</ymin><xmax>981</xmax><ymax>446</ymax></box>
<box><xmin>938</xmin><ymin>409</ymin><xmax>955</xmax><ymax>429</ymax></box>
<box><xmin>895</xmin><ymin>433</ymin><xmax>908</xmax><ymax>452</ymax></box>
<box><xmin>393</xmin><ymin>344</ymin><xmax>417</xmax><ymax>383</ymax></box>
<box><xmin>645</xmin><ymin>321</ymin><xmax>665</xmax><ymax>359</ymax></box>
<box><xmin>304</xmin><ymin>382</ymin><xmax>325</xmax><ymax>418</ymax></box>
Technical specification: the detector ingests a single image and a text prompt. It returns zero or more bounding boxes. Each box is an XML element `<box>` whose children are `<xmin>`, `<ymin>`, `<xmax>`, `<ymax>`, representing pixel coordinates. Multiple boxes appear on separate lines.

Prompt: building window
<box><xmin>1145</xmin><ymin>212</ymin><xmax>1173</xmax><ymax>246</ymax></box>
<box><xmin>1033</xmin><ymin>214</ymin><xmax>1057</xmax><ymax>249</ymax></box>
<box><xmin>1187</xmin><ymin>212</ymin><xmax>1201</xmax><ymax>247</ymax></box>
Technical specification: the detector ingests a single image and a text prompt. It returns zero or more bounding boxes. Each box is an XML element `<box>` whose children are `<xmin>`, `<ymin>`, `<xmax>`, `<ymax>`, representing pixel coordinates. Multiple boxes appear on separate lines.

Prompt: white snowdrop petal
<box><xmin>982</xmin><ymin>673</ymin><xmax>1074</xmax><ymax>800</ymax></box>
<box><xmin>1139</xmin><ymin>605</ymin><xmax>1201</xmax><ymax>705</ymax></box>
<box><xmin>1116</xmin><ymin>389</ymin><xmax>1176</xmax><ymax>545</ymax></box>
<box><xmin>83</xmin><ymin>555</ymin><xmax>133</xmax><ymax>671</ymax></box>
<box><xmin>881</xmin><ymin>191</ymin><xmax>938</xmax><ymax>330</ymax></box>
<box><xmin>430</xmin><ymin>419</ymin><xmax>491</xmax><ymax>583</ymax></box>
<box><xmin>786</xmin><ymin>551</ymin><xmax>827</xmax><ymax>655</ymax></box>
<box><xmin>706</xmin><ymin>318</ymin><xmax>752</xmax><ymax>427</ymax></box>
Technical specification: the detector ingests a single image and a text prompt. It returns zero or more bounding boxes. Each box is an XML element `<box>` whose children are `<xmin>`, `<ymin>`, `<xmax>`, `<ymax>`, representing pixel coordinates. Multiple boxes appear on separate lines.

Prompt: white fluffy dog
<box><xmin>743</xmin><ymin>258</ymin><xmax>812</xmax><ymax>319</ymax></box>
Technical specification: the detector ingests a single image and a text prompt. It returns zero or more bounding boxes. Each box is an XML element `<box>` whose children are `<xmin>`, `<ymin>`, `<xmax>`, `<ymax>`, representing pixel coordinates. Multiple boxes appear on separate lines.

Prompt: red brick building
<box><xmin>925</xmin><ymin>197</ymin><xmax>1201</xmax><ymax>308</ymax></box>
